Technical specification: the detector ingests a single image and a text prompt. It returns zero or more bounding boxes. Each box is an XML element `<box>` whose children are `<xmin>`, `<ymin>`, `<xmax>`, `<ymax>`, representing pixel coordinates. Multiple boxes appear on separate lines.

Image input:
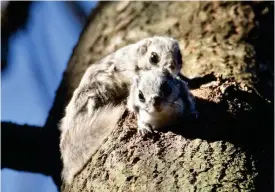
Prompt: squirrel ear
<box><xmin>137</xmin><ymin>39</ymin><xmax>152</xmax><ymax>55</ymax></box>
<box><xmin>172</xmin><ymin>41</ymin><xmax>183</xmax><ymax>67</ymax></box>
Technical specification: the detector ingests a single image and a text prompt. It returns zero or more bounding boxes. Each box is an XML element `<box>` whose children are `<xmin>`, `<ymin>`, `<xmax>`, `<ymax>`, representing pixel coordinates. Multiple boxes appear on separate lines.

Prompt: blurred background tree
<box><xmin>1</xmin><ymin>1</ymin><xmax>97</xmax><ymax>192</ymax></box>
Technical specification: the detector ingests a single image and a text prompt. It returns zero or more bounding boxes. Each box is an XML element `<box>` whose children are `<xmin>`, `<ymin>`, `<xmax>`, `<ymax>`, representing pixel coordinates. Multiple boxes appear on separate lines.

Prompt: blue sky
<box><xmin>1</xmin><ymin>2</ymin><xmax>97</xmax><ymax>191</ymax></box>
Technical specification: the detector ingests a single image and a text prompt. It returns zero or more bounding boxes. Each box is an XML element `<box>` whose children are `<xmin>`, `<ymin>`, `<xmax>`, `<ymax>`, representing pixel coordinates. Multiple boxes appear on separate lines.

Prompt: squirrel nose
<box><xmin>152</xmin><ymin>96</ymin><xmax>162</xmax><ymax>107</ymax></box>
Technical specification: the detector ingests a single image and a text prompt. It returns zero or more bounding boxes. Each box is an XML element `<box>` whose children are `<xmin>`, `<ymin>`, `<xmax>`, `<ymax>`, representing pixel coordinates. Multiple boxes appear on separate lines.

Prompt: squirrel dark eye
<box><xmin>160</xmin><ymin>82</ymin><xmax>172</xmax><ymax>97</ymax></box>
<box><xmin>138</xmin><ymin>91</ymin><xmax>145</xmax><ymax>102</ymax></box>
<box><xmin>149</xmin><ymin>52</ymin><xmax>160</xmax><ymax>65</ymax></box>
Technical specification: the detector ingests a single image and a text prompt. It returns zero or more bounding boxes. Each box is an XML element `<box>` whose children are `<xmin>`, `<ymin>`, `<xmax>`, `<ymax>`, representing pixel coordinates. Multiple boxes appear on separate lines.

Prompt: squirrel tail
<box><xmin>60</xmin><ymin>104</ymin><xmax>126</xmax><ymax>184</ymax></box>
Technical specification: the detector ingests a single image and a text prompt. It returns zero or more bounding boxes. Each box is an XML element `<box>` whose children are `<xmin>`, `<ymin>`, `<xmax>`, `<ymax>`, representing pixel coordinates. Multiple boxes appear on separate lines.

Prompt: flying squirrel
<box><xmin>59</xmin><ymin>36</ymin><xmax>185</xmax><ymax>184</ymax></box>
<box><xmin>127</xmin><ymin>68</ymin><xmax>197</xmax><ymax>135</ymax></box>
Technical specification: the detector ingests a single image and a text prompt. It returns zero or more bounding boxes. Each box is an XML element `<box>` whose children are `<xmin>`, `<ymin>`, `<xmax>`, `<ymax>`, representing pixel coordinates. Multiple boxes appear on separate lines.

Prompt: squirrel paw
<box><xmin>137</xmin><ymin>123</ymin><xmax>153</xmax><ymax>136</ymax></box>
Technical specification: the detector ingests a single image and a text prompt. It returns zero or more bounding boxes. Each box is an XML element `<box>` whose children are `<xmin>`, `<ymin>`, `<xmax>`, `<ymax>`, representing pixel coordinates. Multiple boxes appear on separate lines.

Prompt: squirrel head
<box><xmin>136</xmin><ymin>36</ymin><xmax>183</xmax><ymax>75</ymax></box>
<box><xmin>133</xmin><ymin>68</ymin><xmax>182</xmax><ymax>114</ymax></box>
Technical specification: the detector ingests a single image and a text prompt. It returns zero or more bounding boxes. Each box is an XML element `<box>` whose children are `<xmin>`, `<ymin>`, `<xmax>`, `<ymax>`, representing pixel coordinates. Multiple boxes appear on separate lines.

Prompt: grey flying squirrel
<box><xmin>127</xmin><ymin>68</ymin><xmax>197</xmax><ymax>135</ymax></box>
<box><xmin>59</xmin><ymin>36</ymin><xmax>184</xmax><ymax>184</ymax></box>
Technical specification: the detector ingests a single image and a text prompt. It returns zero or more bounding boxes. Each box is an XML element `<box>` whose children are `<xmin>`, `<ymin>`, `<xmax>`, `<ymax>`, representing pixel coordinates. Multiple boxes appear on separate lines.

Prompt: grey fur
<box><xmin>59</xmin><ymin>36</ymin><xmax>183</xmax><ymax>184</ymax></box>
<box><xmin>127</xmin><ymin>68</ymin><xmax>197</xmax><ymax>135</ymax></box>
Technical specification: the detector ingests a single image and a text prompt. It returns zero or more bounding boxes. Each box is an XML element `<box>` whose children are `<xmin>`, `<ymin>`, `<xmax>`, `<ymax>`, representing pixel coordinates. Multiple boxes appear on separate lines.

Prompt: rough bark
<box><xmin>50</xmin><ymin>2</ymin><xmax>273</xmax><ymax>191</ymax></box>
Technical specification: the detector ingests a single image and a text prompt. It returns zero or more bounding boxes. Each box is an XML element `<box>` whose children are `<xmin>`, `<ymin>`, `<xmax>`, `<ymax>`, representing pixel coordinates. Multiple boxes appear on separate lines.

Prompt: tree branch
<box><xmin>1</xmin><ymin>122</ymin><xmax>62</xmax><ymax>189</ymax></box>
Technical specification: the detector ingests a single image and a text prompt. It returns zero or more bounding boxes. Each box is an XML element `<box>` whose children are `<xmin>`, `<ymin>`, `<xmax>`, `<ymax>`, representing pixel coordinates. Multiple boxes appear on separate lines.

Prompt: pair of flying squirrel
<box><xmin>59</xmin><ymin>36</ymin><xmax>197</xmax><ymax>184</ymax></box>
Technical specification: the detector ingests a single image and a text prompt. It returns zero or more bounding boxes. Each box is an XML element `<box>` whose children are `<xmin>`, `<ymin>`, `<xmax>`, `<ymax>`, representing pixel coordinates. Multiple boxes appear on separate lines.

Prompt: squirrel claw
<box><xmin>137</xmin><ymin>124</ymin><xmax>153</xmax><ymax>136</ymax></box>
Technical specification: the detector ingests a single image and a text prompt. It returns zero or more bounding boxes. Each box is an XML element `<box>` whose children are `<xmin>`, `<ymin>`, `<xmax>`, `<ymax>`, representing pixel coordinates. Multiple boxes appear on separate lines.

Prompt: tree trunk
<box><xmin>51</xmin><ymin>2</ymin><xmax>273</xmax><ymax>191</ymax></box>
